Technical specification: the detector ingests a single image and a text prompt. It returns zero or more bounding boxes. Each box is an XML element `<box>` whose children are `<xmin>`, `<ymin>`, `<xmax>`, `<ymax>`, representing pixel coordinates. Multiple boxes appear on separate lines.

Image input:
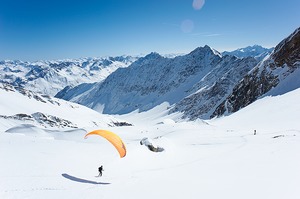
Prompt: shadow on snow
<box><xmin>62</xmin><ymin>173</ymin><xmax>111</xmax><ymax>185</ymax></box>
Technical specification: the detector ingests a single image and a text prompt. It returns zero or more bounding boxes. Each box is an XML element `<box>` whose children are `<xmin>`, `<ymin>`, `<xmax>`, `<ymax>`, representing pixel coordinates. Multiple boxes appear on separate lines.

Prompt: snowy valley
<box><xmin>0</xmin><ymin>27</ymin><xmax>300</xmax><ymax>199</ymax></box>
<box><xmin>1</xmin><ymin>84</ymin><xmax>299</xmax><ymax>199</ymax></box>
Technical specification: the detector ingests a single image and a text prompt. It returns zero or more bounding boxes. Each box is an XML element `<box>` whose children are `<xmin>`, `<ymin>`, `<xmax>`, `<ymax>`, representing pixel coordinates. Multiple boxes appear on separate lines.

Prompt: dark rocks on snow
<box><xmin>140</xmin><ymin>137</ymin><xmax>164</xmax><ymax>152</ymax></box>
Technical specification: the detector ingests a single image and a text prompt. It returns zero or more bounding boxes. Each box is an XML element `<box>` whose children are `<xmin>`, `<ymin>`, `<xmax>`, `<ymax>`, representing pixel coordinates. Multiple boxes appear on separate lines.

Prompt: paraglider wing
<box><xmin>84</xmin><ymin>130</ymin><xmax>126</xmax><ymax>158</ymax></box>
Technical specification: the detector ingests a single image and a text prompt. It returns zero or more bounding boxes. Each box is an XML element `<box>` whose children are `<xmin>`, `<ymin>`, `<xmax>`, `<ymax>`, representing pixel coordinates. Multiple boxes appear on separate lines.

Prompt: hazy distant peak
<box><xmin>222</xmin><ymin>45</ymin><xmax>274</xmax><ymax>61</ymax></box>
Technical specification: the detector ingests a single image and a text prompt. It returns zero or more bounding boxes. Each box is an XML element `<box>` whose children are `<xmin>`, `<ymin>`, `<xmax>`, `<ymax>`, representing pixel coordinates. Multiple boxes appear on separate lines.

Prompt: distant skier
<box><xmin>97</xmin><ymin>165</ymin><xmax>104</xmax><ymax>177</ymax></box>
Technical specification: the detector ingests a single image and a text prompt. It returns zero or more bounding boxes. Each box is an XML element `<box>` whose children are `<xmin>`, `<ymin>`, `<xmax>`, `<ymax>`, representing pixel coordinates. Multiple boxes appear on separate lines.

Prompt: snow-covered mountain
<box><xmin>1</xmin><ymin>28</ymin><xmax>299</xmax><ymax>199</ymax></box>
<box><xmin>222</xmin><ymin>45</ymin><xmax>274</xmax><ymax>61</ymax></box>
<box><xmin>57</xmin><ymin>46</ymin><xmax>259</xmax><ymax>119</ymax></box>
<box><xmin>0</xmin><ymin>83</ymin><xmax>130</xmax><ymax>130</ymax></box>
<box><xmin>0</xmin><ymin>56</ymin><xmax>137</xmax><ymax>96</ymax></box>
<box><xmin>170</xmin><ymin>55</ymin><xmax>258</xmax><ymax>119</ymax></box>
<box><xmin>212</xmin><ymin>27</ymin><xmax>300</xmax><ymax>118</ymax></box>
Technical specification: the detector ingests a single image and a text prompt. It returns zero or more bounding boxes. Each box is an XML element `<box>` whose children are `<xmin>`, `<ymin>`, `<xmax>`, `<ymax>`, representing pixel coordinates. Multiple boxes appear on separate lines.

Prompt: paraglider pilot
<box><xmin>98</xmin><ymin>165</ymin><xmax>104</xmax><ymax>177</ymax></box>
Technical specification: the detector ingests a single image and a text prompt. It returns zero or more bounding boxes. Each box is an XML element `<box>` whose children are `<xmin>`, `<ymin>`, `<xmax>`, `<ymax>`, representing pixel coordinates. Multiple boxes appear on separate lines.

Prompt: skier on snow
<box><xmin>98</xmin><ymin>165</ymin><xmax>104</xmax><ymax>177</ymax></box>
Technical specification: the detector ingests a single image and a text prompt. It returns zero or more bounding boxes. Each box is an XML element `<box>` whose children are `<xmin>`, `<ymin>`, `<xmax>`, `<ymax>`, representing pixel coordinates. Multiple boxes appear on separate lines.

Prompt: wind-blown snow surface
<box><xmin>1</xmin><ymin>88</ymin><xmax>300</xmax><ymax>198</ymax></box>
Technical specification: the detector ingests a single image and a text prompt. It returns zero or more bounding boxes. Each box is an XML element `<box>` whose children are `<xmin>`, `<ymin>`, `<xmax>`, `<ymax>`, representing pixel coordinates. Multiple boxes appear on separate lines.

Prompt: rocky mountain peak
<box><xmin>188</xmin><ymin>45</ymin><xmax>221</xmax><ymax>58</ymax></box>
<box><xmin>57</xmin><ymin>45</ymin><xmax>258</xmax><ymax>117</ymax></box>
<box><xmin>211</xmin><ymin>26</ymin><xmax>300</xmax><ymax>118</ymax></box>
<box><xmin>272</xmin><ymin>27</ymin><xmax>300</xmax><ymax>68</ymax></box>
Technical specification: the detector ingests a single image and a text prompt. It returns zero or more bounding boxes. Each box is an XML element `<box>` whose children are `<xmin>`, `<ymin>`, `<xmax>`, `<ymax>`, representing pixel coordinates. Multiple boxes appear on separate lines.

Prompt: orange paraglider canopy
<box><xmin>84</xmin><ymin>129</ymin><xmax>126</xmax><ymax>158</ymax></box>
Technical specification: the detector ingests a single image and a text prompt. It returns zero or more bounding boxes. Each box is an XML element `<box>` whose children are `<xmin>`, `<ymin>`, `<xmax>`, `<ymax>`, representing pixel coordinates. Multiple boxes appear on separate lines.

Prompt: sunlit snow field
<box><xmin>1</xmin><ymin>89</ymin><xmax>300</xmax><ymax>199</ymax></box>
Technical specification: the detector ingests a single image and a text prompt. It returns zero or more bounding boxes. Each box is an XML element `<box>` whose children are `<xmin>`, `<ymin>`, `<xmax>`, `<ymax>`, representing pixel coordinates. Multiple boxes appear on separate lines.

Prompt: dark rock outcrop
<box><xmin>212</xmin><ymin>27</ymin><xmax>300</xmax><ymax>118</ymax></box>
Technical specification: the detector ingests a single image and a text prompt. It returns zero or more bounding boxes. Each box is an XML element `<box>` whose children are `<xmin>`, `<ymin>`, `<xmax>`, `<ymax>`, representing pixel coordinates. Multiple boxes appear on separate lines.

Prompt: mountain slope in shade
<box><xmin>57</xmin><ymin>46</ymin><xmax>258</xmax><ymax>120</ymax></box>
<box><xmin>170</xmin><ymin>55</ymin><xmax>258</xmax><ymax>119</ymax></box>
<box><xmin>212</xmin><ymin>27</ymin><xmax>300</xmax><ymax>118</ymax></box>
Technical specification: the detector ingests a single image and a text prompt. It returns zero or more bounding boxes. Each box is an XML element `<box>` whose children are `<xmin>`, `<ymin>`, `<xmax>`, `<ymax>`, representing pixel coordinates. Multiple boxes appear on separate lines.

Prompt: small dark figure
<box><xmin>98</xmin><ymin>165</ymin><xmax>104</xmax><ymax>177</ymax></box>
<box><xmin>254</xmin><ymin>130</ymin><xmax>257</xmax><ymax>135</ymax></box>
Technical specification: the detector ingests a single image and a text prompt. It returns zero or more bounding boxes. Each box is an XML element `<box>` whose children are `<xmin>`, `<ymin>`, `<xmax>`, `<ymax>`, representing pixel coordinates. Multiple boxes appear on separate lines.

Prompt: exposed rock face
<box><xmin>170</xmin><ymin>56</ymin><xmax>258</xmax><ymax>120</ymax></box>
<box><xmin>212</xmin><ymin>27</ymin><xmax>300</xmax><ymax>118</ymax></box>
<box><xmin>273</xmin><ymin>28</ymin><xmax>300</xmax><ymax>67</ymax></box>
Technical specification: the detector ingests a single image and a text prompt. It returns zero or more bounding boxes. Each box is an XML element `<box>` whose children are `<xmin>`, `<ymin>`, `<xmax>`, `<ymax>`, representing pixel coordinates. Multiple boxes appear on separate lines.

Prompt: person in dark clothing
<box><xmin>98</xmin><ymin>165</ymin><xmax>103</xmax><ymax>177</ymax></box>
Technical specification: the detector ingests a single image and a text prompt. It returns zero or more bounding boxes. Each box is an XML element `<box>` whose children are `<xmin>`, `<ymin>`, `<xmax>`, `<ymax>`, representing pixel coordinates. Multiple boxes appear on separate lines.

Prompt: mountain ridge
<box><xmin>222</xmin><ymin>45</ymin><xmax>274</xmax><ymax>61</ymax></box>
<box><xmin>57</xmin><ymin>45</ymin><xmax>259</xmax><ymax>119</ymax></box>
<box><xmin>0</xmin><ymin>56</ymin><xmax>138</xmax><ymax>96</ymax></box>
<box><xmin>212</xmin><ymin>27</ymin><xmax>300</xmax><ymax>118</ymax></box>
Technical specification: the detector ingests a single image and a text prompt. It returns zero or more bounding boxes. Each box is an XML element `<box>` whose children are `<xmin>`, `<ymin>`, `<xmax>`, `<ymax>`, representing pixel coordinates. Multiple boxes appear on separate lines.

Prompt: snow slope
<box><xmin>1</xmin><ymin>86</ymin><xmax>299</xmax><ymax>199</ymax></box>
<box><xmin>0</xmin><ymin>83</ymin><xmax>127</xmax><ymax>130</ymax></box>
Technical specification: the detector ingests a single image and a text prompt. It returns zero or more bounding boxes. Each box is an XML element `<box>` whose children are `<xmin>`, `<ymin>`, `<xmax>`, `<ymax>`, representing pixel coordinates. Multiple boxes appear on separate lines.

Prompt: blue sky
<box><xmin>0</xmin><ymin>0</ymin><xmax>299</xmax><ymax>61</ymax></box>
